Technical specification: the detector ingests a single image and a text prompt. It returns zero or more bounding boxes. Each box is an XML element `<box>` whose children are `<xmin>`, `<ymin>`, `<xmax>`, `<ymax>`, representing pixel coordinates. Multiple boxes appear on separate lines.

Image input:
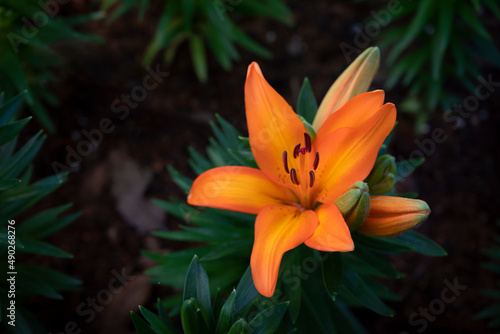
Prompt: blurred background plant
<box><xmin>101</xmin><ymin>0</ymin><xmax>293</xmax><ymax>82</ymax></box>
<box><xmin>0</xmin><ymin>0</ymin><xmax>103</xmax><ymax>132</ymax></box>
<box><xmin>475</xmin><ymin>224</ymin><xmax>500</xmax><ymax>330</ymax></box>
<box><xmin>0</xmin><ymin>93</ymin><xmax>80</xmax><ymax>333</ymax></box>
<box><xmin>357</xmin><ymin>0</ymin><xmax>500</xmax><ymax>132</ymax></box>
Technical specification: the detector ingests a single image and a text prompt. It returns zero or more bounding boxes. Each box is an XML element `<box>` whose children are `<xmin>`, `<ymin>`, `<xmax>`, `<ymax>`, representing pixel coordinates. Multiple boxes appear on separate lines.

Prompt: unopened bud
<box><xmin>181</xmin><ymin>298</ymin><xmax>211</xmax><ymax>334</ymax></box>
<box><xmin>365</xmin><ymin>154</ymin><xmax>397</xmax><ymax>195</ymax></box>
<box><xmin>335</xmin><ymin>181</ymin><xmax>370</xmax><ymax>231</ymax></box>
<box><xmin>357</xmin><ymin>196</ymin><xmax>430</xmax><ymax>237</ymax></box>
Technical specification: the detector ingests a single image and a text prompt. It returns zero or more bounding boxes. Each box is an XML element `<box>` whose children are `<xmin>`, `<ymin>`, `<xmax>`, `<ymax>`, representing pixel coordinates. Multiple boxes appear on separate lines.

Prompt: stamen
<box><xmin>304</xmin><ymin>133</ymin><xmax>312</xmax><ymax>153</ymax></box>
<box><xmin>309</xmin><ymin>171</ymin><xmax>315</xmax><ymax>187</ymax></box>
<box><xmin>282</xmin><ymin>151</ymin><xmax>289</xmax><ymax>174</ymax></box>
<box><xmin>293</xmin><ymin>144</ymin><xmax>301</xmax><ymax>159</ymax></box>
<box><xmin>313</xmin><ymin>152</ymin><xmax>320</xmax><ymax>170</ymax></box>
<box><xmin>290</xmin><ymin>168</ymin><xmax>299</xmax><ymax>185</ymax></box>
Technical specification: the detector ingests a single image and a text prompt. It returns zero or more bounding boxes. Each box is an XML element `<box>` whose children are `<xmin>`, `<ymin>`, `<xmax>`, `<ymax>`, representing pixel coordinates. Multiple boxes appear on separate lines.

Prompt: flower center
<box><xmin>282</xmin><ymin>132</ymin><xmax>320</xmax><ymax>189</ymax></box>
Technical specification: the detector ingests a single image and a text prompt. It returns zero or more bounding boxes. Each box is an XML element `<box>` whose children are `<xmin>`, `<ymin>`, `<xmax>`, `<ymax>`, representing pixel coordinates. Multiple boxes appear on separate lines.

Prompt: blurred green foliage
<box><xmin>0</xmin><ymin>93</ymin><xmax>81</xmax><ymax>333</ymax></box>
<box><xmin>359</xmin><ymin>0</ymin><xmax>500</xmax><ymax>130</ymax></box>
<box><xmin>101</xmin><ymin>0</ymin><xmax>293</xmax><ymax>82</ymax></box>
<box><xmin>0</xmin><ymin>1</ymin><xmax>103</xmax><ymax>132</ymax></box>
<box><xmin>475</xmin><ymin>225</ymin><xmax>500</xmax><ymax>329</ymax></box>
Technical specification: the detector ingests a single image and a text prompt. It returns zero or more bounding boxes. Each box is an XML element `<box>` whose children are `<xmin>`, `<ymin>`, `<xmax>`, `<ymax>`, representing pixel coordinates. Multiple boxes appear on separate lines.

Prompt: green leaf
<box><xmin>183</xmin><ymin>255</ymin><xmax>214</xmax><ymax>325</ymax></box>
<box><xmin>340</xmin><ymin>263</ymin><xmax>394</xmax><ymax>316</ymax></box>
<box><xmin>228</xmin><ymin>318</ymin><xmax>252</xmax><ymax>334</ymax></box>
<box><xmin>297</xmin><ymin>78</ymin><xmax>318</xmax><ymax>124</ymax></box>
<box><xmin>231</xmin><ymin>25</ymin><xmax>272</xmax><ymax>59</ymax></box>
<box><xmin>234</xmin><ymin>266</ymin><xmax>259</xmax><ymax>315</ymax></box>
<box><xmin>138</xmin><ymin>305</ymin><xmax>175</xmax><ymax>334</ymax></box>
<box><xmin>181</xmin><ymin>298</ymin><xmax>212</xmax><ymax>334</ymax></box>
<box><xmin>395</xmin><ymin>158</ymin><xmax>425</xmax><ymax>182</ymax></box>
<box><xmin>215</xmin><ymin>289</ymin><xmax>237</xmax><ymax>334</ymax></box>
<box><xmin>322</xmin><ymin>252</ymin><xmax>343</xmax><ymax>299</ymax></box>
<box><xmin>131</xmin><ymin>311</ymin><xmax>156</xmax><ymax>334</ymax></box>
<box><xmin>21</xmin><ymin>239</ymin><xmax>73</xmax><ymax>258</ymax></box>
<box><xmin>396</xmin><ymin>231</ymin><xmax>447</xmax><ymax>256</ymax></box>
<box><xmin>387</xmin><ymin>0</ymin><xmax>435</xmax><ymax>64</ymax></box>
<box><xmin>458</xmin><ymin>1</ymin><xmax>492</xmax><ymax>40</ymax></box>
<box><xmin>190</xmin><ymin>34</ymin><xmax>208</xmax><ymax>82</ymax></box>
<box><xmin>0</xmin><ymin>117</ymin><xmax>31</xmax><ymax>146</ymax></box>
<box><xmin>431</xmin><ymin>2</ymin><xmax>453</xmax><ymax>80</ymax></box>
<box><xmin>248</xmin><ymin>302</ymin><xmax>289</xmax><ymax>334</ymax></box>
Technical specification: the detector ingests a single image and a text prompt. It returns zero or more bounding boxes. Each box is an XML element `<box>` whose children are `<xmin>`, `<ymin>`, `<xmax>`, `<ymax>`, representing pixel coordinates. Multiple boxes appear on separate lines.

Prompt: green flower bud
<box><xmin>334</xmin><ymin>181</ymin><xmax>370</xmax><ymax>231</ymax></box>
<box><xmin>228</xmin><ymin>318</ymin><xmax>252</xmax><ymax>334</ymax></box>
<box><xmin>181</xmin><ymin>298</ymin><xmax>211</xmax><ymax>334</ymax></box>
<box><xmin>365</xmin><ymin>154</ymin><xmax>397</xmax><ymax>195</ymax></box>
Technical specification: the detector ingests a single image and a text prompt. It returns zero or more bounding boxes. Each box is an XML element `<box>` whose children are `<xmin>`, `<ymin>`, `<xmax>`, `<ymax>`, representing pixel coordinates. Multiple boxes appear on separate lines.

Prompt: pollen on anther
<box><xmin>282</xmin><ymin>151</ymin><xmax>289</xmax><ymax>174</ymax></box>
<box><xmin>309</xmin><ymin>170</ymin><xmax>315</xmax><ymax>187</ymax></box>
<box><xmin>290</xmin><ymin>168</ymin><xmax>299</xmax><ymax>185</ymax></box>
<box><xmin>313</xmin><ymin>152</ymin><xmax>320</xmax><ymax>170</ymax></box>
<box><xmin>304</xmin><ymin>133</ymin><xmax>312</xmax><ymax>153</ymax></box>
<box><xmin>293</xmin><ymin>144</ymin><xmax>301</xmax><ymax>159</ymax></box>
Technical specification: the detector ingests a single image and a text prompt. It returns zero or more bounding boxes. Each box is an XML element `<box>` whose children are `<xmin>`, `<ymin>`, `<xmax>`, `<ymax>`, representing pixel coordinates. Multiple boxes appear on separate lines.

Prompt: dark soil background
<box><xmin>19</xmin><ymin>0</ymin><xmax>499</xmax><ymax>333</ymax></box>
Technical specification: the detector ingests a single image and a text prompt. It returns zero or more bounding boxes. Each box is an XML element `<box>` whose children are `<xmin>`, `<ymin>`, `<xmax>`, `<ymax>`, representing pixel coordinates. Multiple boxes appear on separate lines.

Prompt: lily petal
<box><xmin>313</xmin><ymin>103</ymin><xmax>396</xmax><ymax>203</ymax></box>
<box><xmin>188</xmin><ymin>166</ymin><xmax>296</xmax><ymax>214</ymax></box>
<box><xmin>357</xmin><ymin>196</ymin><xmax>430</xmax><ymax>237</ymax></box>
<box><xmin>245</xmin><ymin>62</ymin><xmax>307</xmax><ymax>187</ymax></box>
<box><xmin>305</xmin><ymin>203</ymin><xmax>354</xmax><ymax>252</ymax></box>
<box><xmin>251</xmin><ymin>205</ymin><xmax>318</xmax><ymax>297</ymax></box>
<box><xmin>315</xmin><ymin>90</ymin><xmax>385</xmax><ymax>139</ymax></box>
<box><xmin>312</xmin><ymin>47</ymin><xmax>380</xmax><ymax>131</ymax></box>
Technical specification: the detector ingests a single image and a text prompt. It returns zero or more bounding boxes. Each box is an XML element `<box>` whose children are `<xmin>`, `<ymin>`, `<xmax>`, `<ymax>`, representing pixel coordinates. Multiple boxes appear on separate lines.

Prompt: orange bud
<box><xmin>357</xmin><ymin>196</ymin><xmax>430</xmax><ymax>237</ymax></box>
<box><xmin>312</xmin><ymin>47</ymin><xmax>380</xmax><ymax>131</ymax></box>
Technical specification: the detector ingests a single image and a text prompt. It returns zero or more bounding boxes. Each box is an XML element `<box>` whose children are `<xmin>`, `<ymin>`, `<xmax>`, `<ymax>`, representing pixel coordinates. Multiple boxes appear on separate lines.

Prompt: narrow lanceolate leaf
<box><xmin>234</xmin><ymin>266</ymin><xmax>259</xmax><ymax>315</ymax></box>
<box><xmin>395</xmin><ymin>158</ymin><xmax>425</xmax><ymax>182</ymax></box>
<box><xmin>297</xmin><ymin>78</ymin><xmax>318</xmax><ymax>124</ymax></box>
<box><xmin>322</xmin><ymin>252</ymin><xmax>343</xmax><ymax>299</ymax></box>
<box><xmin>131</xmin><ymin>311</ymin><xmax>156</xmax><ymax>334</ymax></box>
<box><xmin>138</xmin><ymin>305</ymin><xmax>175</xmax><ymax>334</ymax></box>
<box><xmin>215</xmin><ymin>289</ymin><xmax>237</xmax><ymax>334</ymax></box>
<box><xmin>228</xmin><ymin>318</ymin><xmax>252</xmax><ymax>334</ymax></box>
<box><xmin>248</xmin><ymin>302</ymin><xmax>289</xmax><ymax>334</ymax></box>
<box><xmin>181</xmin><ymin>298</ymin><xmax>212</xmax><ymax>334</ymax></box>
<box><xmin>190</xmin><ymin>34</ymin><xmax>208</xmax><ymax>82</ymax></box>
<box><xmin>340</xmin><ymin>264</ymin><xmax>394</xmax><ymax>317</ymax></box>
<box><xmin>183</xmin><ymin>255</ymin><xmax>214</xmax><ymax>326</ymax></box>
<box><xmin>0</xmin><ymin>117</ymin><xmax>31</xmax><ymax>146</ymax></box>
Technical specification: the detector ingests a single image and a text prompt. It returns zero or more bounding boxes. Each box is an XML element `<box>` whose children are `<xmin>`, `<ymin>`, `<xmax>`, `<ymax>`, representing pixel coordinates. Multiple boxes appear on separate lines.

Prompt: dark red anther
<box><xmin>304</xmin><ymin>133</ymin><xmax>312</xmax><ymax>153</ymax></box>
<box><xmin>293</xmin><ymin>144</ymin><xmax>301</xmax><ymax>159</ymax></box>
<box><xmin>290</xmin><ymin>168</ymin><xmax>299</xmax><ymax>185</ymax></box>
<box><xmin>313</xmin><ymin>152</ymin><xmax>320</xmax><ymax>170</ymax></box>
<box><xmin>282</xmin><ymin>151</ymin><xmax>289</xmax><ymax>174</ymax></box>
<box><xmin>309</xmin><ymin>170</ymin><xmax>315</xmax><ymax>187</ymax></box>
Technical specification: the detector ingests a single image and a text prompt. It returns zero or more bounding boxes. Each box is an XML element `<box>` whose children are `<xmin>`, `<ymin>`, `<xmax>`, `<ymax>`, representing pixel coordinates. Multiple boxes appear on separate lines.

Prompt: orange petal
<box><xmin>357</xmin><ymin>196</ymin><xmax>430</xmax><ymax>237</ymax></box>
<box><xmin>313</xmin><ymin>103</ymin><xmax>396</xmax><ymax>203</ymax></box>
<box><xmin>305</xmin><ymin>203</ymin><xmax>354</xmax><ymax>252</ymax></box>
<box><xmin>251</xmin><ymin>205</ymin><xmax>318</xmax><ymax>297</ymax></box>
<box><xmin>315</xmin><ymin>90</ymin><xmax>385</xmax><ymax>139</ymax></box>
<box><xmin>312</xmin><ymin>47</ymin><xmax>380</xmax><ymax>131</ymax></box>
<box><xmin>187</xmin><ymin>166</ymin><xmax>296</xmax><ymax>214</ymax></box>
<box><xmin>245</xmin><ymin>62</ymin><xmax>307</xmax><ymax>187</ymax></box>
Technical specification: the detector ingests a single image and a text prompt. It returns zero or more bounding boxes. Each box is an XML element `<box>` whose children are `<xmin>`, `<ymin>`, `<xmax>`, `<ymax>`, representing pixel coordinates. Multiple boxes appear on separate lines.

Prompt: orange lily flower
<box><xmin>188</xmin><ymin>62</ymin><xmax>397</xmax><ymax>297</ymax></box>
